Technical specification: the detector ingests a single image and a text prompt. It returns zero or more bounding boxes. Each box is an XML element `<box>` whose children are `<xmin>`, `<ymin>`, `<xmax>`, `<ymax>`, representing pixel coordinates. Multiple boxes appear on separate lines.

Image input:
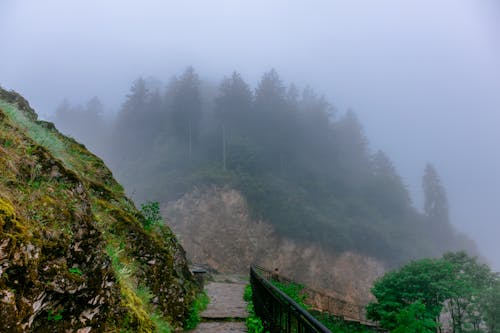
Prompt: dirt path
<box><xmin>188</xmin><ymin>275</ymin><xmax>248</xmax><ymax>333</ymax></box>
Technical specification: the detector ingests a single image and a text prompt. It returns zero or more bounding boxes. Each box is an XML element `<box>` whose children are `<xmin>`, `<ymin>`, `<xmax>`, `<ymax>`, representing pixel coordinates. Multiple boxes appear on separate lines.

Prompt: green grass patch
<box><xmin>68</xmin><ymin>267</ymin><xmax>83</xmax><ymax>276</ymax></box>
<box><xmin>244</xmin><ymin>284</ymin><xmax>268</xmax><ymax>333</ymax></box>
<box><xmin>183</xmin><ymin>291</ymin><xmax>210</xmax><ymax>330</ymax></box>
<box><xmin>272</xmin><ymin>281</ymin><xmax>375</xmax><ymax>333</ymax></box>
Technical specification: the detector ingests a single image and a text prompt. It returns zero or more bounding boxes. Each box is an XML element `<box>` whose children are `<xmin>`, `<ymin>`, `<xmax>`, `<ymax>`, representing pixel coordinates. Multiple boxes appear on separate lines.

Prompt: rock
<box><xmin>0</xmin><ymin>88</ymin><xmax>198</xmax><ymax>332</ymax></box>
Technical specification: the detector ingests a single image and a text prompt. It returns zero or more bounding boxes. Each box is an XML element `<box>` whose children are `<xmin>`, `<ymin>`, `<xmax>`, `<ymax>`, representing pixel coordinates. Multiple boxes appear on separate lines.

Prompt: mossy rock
<box><xmin>0</xmin><ymin>87</ymin><xmax>198</xmax><ymax>332</ymax></box>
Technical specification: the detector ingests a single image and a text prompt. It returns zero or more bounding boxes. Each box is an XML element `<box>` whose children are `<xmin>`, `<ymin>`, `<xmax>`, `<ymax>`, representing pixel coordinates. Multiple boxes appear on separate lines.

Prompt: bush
<box><xmin>140</xmin><ymin>201</ymin><xmax>162</xmax><ymax>229</ymax></box>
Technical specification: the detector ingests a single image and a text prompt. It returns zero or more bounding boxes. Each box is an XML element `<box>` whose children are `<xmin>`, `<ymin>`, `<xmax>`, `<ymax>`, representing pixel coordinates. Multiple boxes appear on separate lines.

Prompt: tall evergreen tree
<box><xmin>170</xmin><ymin>66</ymin><xmax>201</xmax><ymax>159</ymax></box>
<box><xmin>112</xmin><ymin>77</ymin><xmax>150</xmax><ymax>158</ymax></box>
<box><xmin>422</xmin><ymin>163</ymin><xmax>449</xmax><ymax>224</ymax></box>
<box><xmin>335</xmin><ymin>110</ymin><xmax>370</xmax><ymax>189</ymax></box>
<box><xmin>214</xmin><ymin>72</ymin><xmax>253</xmax><ymax>170</ymax></box>
<box><xmin>254</xmin><ymin>69</ymin><xmax>295</xmax><ymax>172</ymax></box>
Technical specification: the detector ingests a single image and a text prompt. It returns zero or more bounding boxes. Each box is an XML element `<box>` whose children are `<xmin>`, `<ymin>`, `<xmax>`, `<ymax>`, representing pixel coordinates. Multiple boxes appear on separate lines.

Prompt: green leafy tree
<box><xmin>443</xmin><ymin>252</ymin><xmax>493</xmax><ymax>332</ymax></box>
<box><xmin>479</xmin><ymin>276</ymin><xmax>500</xmax><ymax>333</ymax></box>
<box><xmin>392</xmin><ymin>301</ymin><xmax>436</xmax><ymax>333</ymax></box>
<box><xmin>367</xmin><ymin>258</ymin><xmax>455</xmax><ymax>331</ymax></box>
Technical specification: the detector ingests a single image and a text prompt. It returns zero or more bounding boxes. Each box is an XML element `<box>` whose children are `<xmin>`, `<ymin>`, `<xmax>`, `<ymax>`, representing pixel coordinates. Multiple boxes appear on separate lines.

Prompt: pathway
<box><xmin>188</xmin><ymin>274</ymin><xmax>248</xmax><ymax>333</ymax></box>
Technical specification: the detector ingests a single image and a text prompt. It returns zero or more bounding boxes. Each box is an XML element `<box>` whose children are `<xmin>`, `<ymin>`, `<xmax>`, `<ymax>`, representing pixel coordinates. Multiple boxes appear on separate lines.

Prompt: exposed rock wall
<box><xmin>163</xmin><ymin>186</ymin><xmax>386</xmax><ymax>305</ymax></box>
<box><xmin>0</xmin><ymin>88</ymin><xmax>197</xmax><ymax>332</ymax></box>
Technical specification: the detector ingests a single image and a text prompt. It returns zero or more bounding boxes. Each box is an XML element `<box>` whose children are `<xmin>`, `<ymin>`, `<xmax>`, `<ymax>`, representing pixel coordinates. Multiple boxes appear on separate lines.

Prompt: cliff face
<box><xmin>0</xmin><ymin>88</ymin><xmax>197</xmax><ymax>333</ymax></box>
<box><xmin>163</xmin><ymin>186</ymin><xmax>386</xmax><ymax>305</ymax></box>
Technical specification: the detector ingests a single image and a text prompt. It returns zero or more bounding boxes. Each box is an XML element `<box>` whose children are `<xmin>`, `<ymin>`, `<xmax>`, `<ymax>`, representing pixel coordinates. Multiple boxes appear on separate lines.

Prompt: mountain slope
<box><xmin>0</xmin><ymin>88</ymin><xmax>197</xmax><ymax>332</ymax></box>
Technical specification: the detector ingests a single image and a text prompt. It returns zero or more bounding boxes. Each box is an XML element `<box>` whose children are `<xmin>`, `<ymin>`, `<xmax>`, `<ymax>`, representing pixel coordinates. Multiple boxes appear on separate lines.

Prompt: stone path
<box><xmin>188</xmin><ymin>275</ymin><xmax>248</xmax><ymax>333</ymax></box>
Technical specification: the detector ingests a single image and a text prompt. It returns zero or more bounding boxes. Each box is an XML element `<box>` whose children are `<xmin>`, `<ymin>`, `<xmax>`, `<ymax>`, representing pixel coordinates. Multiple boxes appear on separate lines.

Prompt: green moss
<box><xmin>0</xmin><ymin>197</ymin><xmax>16</xmax><ymax>225</ymax></box>
<box><xmin>0</xmin><ymin>89</ymin><xmax>198</xmax><ymax>332</ymax></box>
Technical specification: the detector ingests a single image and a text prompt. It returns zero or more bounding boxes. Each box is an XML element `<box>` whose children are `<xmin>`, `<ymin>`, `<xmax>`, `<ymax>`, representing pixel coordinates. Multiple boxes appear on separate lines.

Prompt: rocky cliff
<box><xmin>163</xmin><ymin>186</ymin><xmax>386</xmax><ymax>305</ymax></box>
<box><xmin>0</xmin><ymin>88</ymin><xmax>197</xmax><ymax>332</ymax></box>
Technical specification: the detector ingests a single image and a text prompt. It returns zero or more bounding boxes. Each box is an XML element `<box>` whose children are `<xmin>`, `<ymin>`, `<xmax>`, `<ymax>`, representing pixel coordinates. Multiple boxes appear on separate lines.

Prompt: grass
<box><xmin>0</xmin><ymin>101</ymin><xmax>70</xmax><ymax>167</ymax></box>
<box><xmin>0</xmin><ymin>94</ymin><xmax>192</xmax><ymax>332</ymax></box>
<box><xmin>68</xmin><ymin>267</ymin><xmax>83</xmax><ymax>276</ymax></box>
<box><xmin>243</xmin><ymin>285</ymin><xmax>268</xmax><ymax>333</ymax></box>
<box><xmin>272</xmin><ymin>281</ymin><xmax>375</xmax><ymax>333</ymax></box>
<box><xmin>183</xmin><ymin>291</ymin><xmax>210</xmax><ymax>330</ymax></box>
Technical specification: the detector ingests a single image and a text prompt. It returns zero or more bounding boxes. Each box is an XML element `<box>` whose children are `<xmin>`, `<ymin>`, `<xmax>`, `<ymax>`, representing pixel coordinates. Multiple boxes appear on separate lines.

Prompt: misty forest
<box><xmin>54</xmin><ymin>68</ymin><xmax>475</xmax><ymax>265</ymax></box>
<box><xmin>1</xmin><ymin>1</ymin><xmax>500</xmax><ymax>332</ymax></box>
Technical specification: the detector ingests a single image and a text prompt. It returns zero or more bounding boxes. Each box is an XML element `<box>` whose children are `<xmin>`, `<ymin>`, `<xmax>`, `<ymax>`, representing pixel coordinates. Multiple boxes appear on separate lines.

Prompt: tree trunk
<box><xmin>188</xmin><ymin>119</ymin><xmax>192</xmax><ymax>160</ymax></box>
<box><xmin>222</xmin><ymin>124</ymin><xmax>226</xmax><ymax>171</ymax></box>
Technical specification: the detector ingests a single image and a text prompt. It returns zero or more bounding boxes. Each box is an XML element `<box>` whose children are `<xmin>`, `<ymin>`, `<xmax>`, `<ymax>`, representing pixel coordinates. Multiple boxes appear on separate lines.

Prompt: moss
<box><xmin>0</xmin><ymin>197</ymin><xmax>16</xmax><ymax>227</ymax></box>
<box><xmin>0</xmin><ymin>88</ymin><xmax>198</xmax><ymax>332</ymax></box>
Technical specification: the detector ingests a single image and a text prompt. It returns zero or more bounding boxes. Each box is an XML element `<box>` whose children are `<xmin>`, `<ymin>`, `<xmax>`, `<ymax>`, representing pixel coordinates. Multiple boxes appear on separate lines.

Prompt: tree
<box><xmin>214</xmin><ymin>72</ymin><xmax>254</xmax><ymax>170</ymax></box>
<box><xmin>364</xmin><ymin>150</ymin><xmax>411</xmax><ymax>216</ymax></box>
<box><xmin>479</xmin><ymin>276</ymin><xmax>500</xmax><ymax>333</ymax></box>
<box><xmin>170</xmin><ymin>66</ymin><xmax>201</xmax><ymax>159</ymax></box>
<box><xmin>422</xmin><ymin>163</ymin><xmax>449</xmax><ymax>223</ymax></box>
<box><xmin>112</xmin><ymin>77</ymin><xmax>150</xmax><ymax>157</ymax></box>
<box><xmin>334</xmin><ymin>110</ymin><xmax>370</xmax><ymax>189</ymax></box>
<box><xmin>254</xmin><ymin>69</ymin><xmax>297</xmax><ymax>172</ymax></box>
<box><xmin>214</xmin><ymin>71</ymin><xmax>253</xmax><ymax>129</ymax></box>
<box><xmin>443</xmin><ymin>252</ymin><xmax>495</xmax><ymax>333</ymax></box>
<box><xmin>392</xmin><ymin>301</ymin><xmax>437</xmax><ymax>333</ymax></box>
<box><xmin>367</xmin><ymin>257</ymin><xmax>455</xmax><ymax>331</ymax></box>
<box><xmin>368</xmin><ymin>253</ymin><xmax>497</xmax><ymax>333</ymax></box>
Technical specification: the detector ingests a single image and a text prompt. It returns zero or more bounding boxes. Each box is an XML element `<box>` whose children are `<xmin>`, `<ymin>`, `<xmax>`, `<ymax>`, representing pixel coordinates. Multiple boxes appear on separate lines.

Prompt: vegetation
<box><xmin>140</xmin><ymin>201</ymin><xmax>163</xmax><ymax>229</ymax></box>
<box><xmin>53</xmin><ymin>67</ymin><xmax>477</xmax><ymax>265</ymax></box>
<box><xmin>183</xmin><ymin>291</ymin><xmax>210</xmax><ymax>330</ymax></box>
<box><xmin>271</xmin><ymin>281</ymin><xmax>309</xmax><ymax>310</ymax></box>
<box><xmin>367</xmin><ymin>252</ymin><xmax>499</xmax><ymax>332</ymax></box>
<box><xmin>0</xmin><ymin>88</ymin><xmax>197</xmax><ymax>332</ymax></box>
<box><xmin>244</xmin><ymin>284</ymin><xmax>268</xmax><ymax>333</ymax></box>
<box><xmin>272</xmin><ymin>280</ymin><xmax>374</xmax><ymax>333</ymax></box>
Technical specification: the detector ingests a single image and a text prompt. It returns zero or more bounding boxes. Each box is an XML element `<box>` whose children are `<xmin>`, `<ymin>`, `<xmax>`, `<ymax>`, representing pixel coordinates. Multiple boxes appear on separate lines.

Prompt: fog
<box><xmin>1</xmin><ymin>0</ymin><xmax>499</xmax><ymax>269</ymax></box>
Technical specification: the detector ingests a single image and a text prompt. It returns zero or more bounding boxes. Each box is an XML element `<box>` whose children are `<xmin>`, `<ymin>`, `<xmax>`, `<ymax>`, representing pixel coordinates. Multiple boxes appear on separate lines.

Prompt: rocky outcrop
<box><xmin>163</xmin><ymin>186</ymin><xmax>386</xmax><ymax>305</ymax></box>
<box><xmin>0</xmin><ymin>88</ymin><xmax>197</xmax><ymax>332</ymax></box>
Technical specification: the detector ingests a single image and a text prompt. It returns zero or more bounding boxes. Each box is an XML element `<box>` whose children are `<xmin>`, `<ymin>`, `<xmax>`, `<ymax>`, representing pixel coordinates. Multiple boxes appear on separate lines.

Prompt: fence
<box><xmin>250</xmin><ymin>265</ymin><xmax>333</xmax><ymax>333</ymax></box>
<box><xmin>252</xmin><ymin>265</ymin><xmax>378</xmax><ymax>328</ymax></box>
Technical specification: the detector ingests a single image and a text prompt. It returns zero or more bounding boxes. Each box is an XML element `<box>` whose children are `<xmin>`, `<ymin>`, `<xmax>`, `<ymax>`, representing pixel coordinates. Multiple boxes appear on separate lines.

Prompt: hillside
<box><xmin>163</xmin><ymin>186</ymin><xmax>385</xmax><ymax>306</ymax></box>
<box><xmin>0</xmin><ymin>88</ymin><xmax>197</xmax><ymax>332</ymax></box>
<box><xmin>67</xmin><ymin>69</ymin><xmax>477</xmax><ymax>266</ymax></box>
<box><xmin>52</xmin><ymin>68</ymin><xmax>478</xmax><ymax>266</ymax></box>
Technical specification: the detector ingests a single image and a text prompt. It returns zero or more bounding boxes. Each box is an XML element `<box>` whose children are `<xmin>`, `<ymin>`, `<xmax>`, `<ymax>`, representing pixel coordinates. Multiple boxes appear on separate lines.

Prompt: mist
<box><xmin>1</xmin><ymin>0</ymin><xmax>499</xmax><ymax>269</ymax></box>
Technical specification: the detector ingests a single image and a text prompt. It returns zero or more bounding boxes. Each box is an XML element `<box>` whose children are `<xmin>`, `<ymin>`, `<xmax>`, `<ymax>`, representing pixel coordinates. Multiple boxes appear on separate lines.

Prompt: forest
<box><xmin>53</xmin><ymin>67</ymin><xmax>477</xmax><ymax>266</ymax></box>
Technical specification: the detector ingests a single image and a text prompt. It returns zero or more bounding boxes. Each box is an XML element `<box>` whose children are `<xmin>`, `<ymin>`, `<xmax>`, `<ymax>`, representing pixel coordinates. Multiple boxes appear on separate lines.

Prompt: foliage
<box><xmin>140</xmin><ymin>201</ymin><xmax>163</xmax><ymax>229</ymax></box>
<box><xmin>0</xmin><ymin>90</ymin><xmax>197</xmax><ymax>332</ymax></box>
<box><xmin>479</xmin><ymin>277</ymin><xmax>500</xmax><ymax>333</ymax></box>
<box><xmin>47</xmin><ymin>309</ymin><xmax>64</xmax><ymax>322</ymax></box>
<box><xmin>313</xmin><ymin>312</ymin><xmax>375</xmax><ymax>333</ymax></box>
<box><xmin>53</xmin><ymin>68</ymin><xmax>478</xmax><ymax>265</ymax></box>
<box><xmin>443</xmin><ymin>251</ymin><xmax>498</xmax><ymax>333</ymax></box>
<box><xmin>244</xmin><ymin>284</ymin><xmax>268</xmax><ymax>333</ymax></box>
<box><xmin>391</xmin><ymin>301</ymin><xmax>436</xmax><ymax>333</ymax></box>
<box><xmin>68</xmin><ymin>267</ymin><xmax>83</xmax><ymax>276</ymax></box>
<box><xmin>271</xmin><ymin>281</ymin><xmax>310</xmax><ymax>310</ymax></box>
<box><xmin>367</xmin><ymin>252</ymin><xmax>498</xmax><ymax>332</ymax></box>
<box><xmin>243</xmin><ymin>284</ymin><xmax>252</xmax><ymax>302</ymax></box>
<box><xmin>273</xmin><ymin>280</ymin><xmax>373</xmax><ymax>332</ymax></box>
<box><xmin>183</xmin><ymin>291</ymin><xmax>209</xmax><ymax>330</ymax></box>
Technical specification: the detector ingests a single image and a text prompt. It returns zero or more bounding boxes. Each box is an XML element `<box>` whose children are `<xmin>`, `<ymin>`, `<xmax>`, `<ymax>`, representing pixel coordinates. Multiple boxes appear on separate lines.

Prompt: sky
<box><xmin>1</xmin><ymin>0</ymin><xmax>499</xmax><ymax>269</ymax></box>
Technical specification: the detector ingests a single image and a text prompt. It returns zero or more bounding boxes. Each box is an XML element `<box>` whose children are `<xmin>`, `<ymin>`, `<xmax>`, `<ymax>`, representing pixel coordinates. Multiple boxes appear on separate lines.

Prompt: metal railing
<box><xmin>253</xmin><ymin>265</ymin><xmax>377</xmax><ymax>327</ymax></box>
<box><xmin>250</xmin><ymin>266</ymin><xmax>332</xmax><ymax>333</ymax></box>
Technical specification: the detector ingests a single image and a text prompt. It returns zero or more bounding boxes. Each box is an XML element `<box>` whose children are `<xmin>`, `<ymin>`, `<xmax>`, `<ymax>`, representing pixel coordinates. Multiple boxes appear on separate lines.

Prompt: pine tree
<box><xmin>422</xmin><ymin>163</ymin><xmax>449</xmax><ymax>224</ymax></box>
<box><xmin>170</xmin><ymin>66</ymin><xmax>201</xmax><ymax>159</ymax></box>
